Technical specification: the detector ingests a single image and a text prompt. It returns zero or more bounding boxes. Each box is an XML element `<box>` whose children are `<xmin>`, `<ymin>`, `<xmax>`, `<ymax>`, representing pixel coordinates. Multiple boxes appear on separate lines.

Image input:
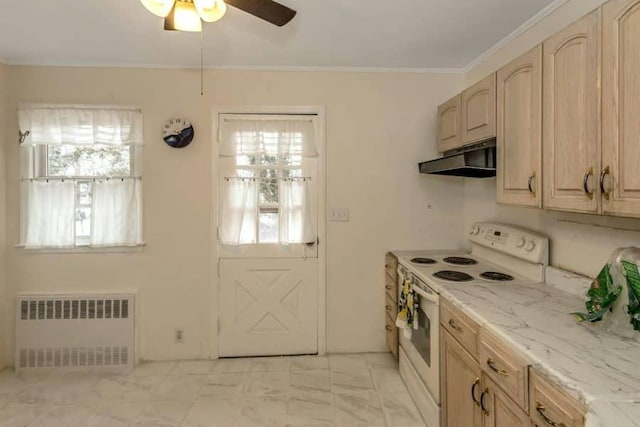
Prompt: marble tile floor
<box><xmin>0</xmin><ymin>353</ymin><xmax>426</xmax><ymax>427</ymax></box>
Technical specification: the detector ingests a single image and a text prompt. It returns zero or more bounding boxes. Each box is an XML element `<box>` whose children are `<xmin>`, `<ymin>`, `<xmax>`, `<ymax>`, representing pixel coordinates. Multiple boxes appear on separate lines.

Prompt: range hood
<box><xmin>419</xmin><ymin>140</ymin><xmax>496</xmax><ymax>178</ymax></box>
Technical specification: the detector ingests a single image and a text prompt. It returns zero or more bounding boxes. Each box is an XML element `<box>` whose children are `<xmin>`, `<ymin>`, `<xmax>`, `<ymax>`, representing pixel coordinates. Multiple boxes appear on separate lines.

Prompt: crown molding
<box><xmin>463</xmin><ymin>0</ymin><xmax>571</xmax><ymax>74</ymax></box>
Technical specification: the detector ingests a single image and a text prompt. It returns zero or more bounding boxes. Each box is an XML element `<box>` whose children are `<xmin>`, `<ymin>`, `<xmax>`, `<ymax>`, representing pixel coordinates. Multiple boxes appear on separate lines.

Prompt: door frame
<box><xmin>209</xmin><ymin>105</ymin><xmax>327</xmax><ymax>359</ymax></box>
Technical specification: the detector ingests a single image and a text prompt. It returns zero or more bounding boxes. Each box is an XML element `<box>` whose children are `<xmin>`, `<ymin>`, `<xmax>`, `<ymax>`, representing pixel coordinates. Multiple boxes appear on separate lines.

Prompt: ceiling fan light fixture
<box><xmin>194</xmin><ymin>0</ymin><xmax>227</xmax><ymax>23</ymax></box>
<box><xmin>164</xmin><ymin>0</ymin><xmax>203</xmax><ymax>32</ymax></box>
<box><xmin>140</xmin><ymin>0</ymin><xmax>176</xmax><ymax>17</ymax></box>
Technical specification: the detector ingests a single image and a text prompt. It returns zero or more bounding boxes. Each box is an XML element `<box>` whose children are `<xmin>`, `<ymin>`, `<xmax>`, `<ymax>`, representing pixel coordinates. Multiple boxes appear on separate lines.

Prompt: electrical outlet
<box><xmin>175</xmin><ymin>329</ymin><xmax>184</xmax><ymax>344</ymax></box>
<box><xmin>329</xmin><ymin>207</ymin><xmax>350</xmax><ymax>222</ymax></box>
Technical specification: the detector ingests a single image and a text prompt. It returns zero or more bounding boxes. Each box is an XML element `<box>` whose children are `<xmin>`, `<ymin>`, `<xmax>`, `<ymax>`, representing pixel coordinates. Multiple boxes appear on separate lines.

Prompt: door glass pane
<box><xmin>259</xmin><ymin>211</ymin><xmax>279</xmax><ymax>243</ymax></box>
<box><xmin>75</xmin><ymin>182</ymin><xmax>92</xmax><ymax>243</ymax></box>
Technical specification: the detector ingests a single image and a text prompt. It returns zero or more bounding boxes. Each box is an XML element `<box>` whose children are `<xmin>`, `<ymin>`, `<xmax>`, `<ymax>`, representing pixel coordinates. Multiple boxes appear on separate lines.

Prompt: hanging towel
<box><xmin>396</xmin><ymin>274</ymin><xmax>419</xmax><ymax>339</ymax></box>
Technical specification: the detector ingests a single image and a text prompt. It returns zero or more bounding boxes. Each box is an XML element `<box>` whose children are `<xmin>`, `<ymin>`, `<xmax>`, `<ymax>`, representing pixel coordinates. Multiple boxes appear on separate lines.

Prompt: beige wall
<box><xmin>464</xmin><ymin>0</ymin><xmax>640</xmax><ymax>277</ymax></box>
<box><xmin>0</xmin><ymin>63</ymin><xmax>7</xmax><ymax>370</ymax></box>
<box><xmin>4</xmin><ymin>66</ymin><xmax>464</xmax><ymax>364</ymax></box>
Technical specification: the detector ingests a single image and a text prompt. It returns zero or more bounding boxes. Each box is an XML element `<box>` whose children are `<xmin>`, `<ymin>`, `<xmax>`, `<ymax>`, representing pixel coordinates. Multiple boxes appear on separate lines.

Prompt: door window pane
<box><xmin>259</xmin><ymin>212</ymin><xmax>279</xmax><ymax>243</ymax></box>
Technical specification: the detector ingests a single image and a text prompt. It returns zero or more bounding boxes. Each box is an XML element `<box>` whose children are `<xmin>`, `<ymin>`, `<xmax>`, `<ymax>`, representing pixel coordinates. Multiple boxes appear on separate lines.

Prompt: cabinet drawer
<box><xmin>530</xmin><ymin>369</ymin><xmax>585</xmax><ymax>427</ymax></box>
<box><xmin>441</xmin><ymin>298</ymin><xmax>479</xmax><ymax>359</ymax></box>
<box><xmin>479</xmin><ymin>329</ymin><xmax>530</xmax><ymax>412</ymax></box>
<box><xmin>385</xmin><ymin>275</ymin><xmax>398</xmax><ymax>303</ymax></box>
<box><xmin>385</xmin><ymin>291</ymin><xmax>398</xmax><ymax>319</ymax></box>
<box><xmin>385</xmin><ymin>253</ymin><xmax>398</xmax><ymax>282</ymax></box>
<box><xmin>385</xmin><ymin>313</ymin><xmax>398</xmax><ymax>360</ymax></box>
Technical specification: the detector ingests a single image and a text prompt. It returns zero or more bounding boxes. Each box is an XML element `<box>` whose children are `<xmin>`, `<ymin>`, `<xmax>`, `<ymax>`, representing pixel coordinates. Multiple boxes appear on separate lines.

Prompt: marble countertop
<box><xmin>392</xmin><ymin>251</ymin><xmax>640</xmax><ymax>426</ymax></box>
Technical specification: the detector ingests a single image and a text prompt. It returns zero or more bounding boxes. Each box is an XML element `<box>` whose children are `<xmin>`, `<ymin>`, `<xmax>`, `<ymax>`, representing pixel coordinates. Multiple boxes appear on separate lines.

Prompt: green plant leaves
<box><xmin>621</xmin><ymin>261</ymin><xmax>640</xmax><ymax>331</ymax></box>
<box><xmin>572</xmin><ymin>264</ymin><xmax>622</xmax><ymax>323</ymax></box>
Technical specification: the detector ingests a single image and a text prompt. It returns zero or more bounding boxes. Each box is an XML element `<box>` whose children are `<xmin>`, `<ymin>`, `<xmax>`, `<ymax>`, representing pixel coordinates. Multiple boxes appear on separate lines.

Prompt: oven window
<box><xmin>411</xmin><ymin>306</ymin><xmax>432</xmax><ymax>367</ymax></box>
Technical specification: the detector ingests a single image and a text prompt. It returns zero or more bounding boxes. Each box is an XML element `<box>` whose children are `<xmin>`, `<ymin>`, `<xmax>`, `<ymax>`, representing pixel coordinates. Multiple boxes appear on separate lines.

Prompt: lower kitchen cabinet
<box><xmin>482</xmin><ymin>375</ymin><xmax>530</xmax><ymax>427</ymax></box>
<box><xmin>441</xmin><ymin>328</ymin><xmax>483</xmax><ymax>427</ymax></box>
<box><xmin>385</xmin><ymin>252</ymin><xmax>399</xmax><ymax>359</ymax></box>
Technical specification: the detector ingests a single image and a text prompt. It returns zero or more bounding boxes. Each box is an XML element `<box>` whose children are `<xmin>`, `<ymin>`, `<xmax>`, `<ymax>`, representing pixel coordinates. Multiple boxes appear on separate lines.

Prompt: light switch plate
<box><xmin>329</xmin><ymin>207</ymin><xmax>350</xmax><ymax>222</ymax></box>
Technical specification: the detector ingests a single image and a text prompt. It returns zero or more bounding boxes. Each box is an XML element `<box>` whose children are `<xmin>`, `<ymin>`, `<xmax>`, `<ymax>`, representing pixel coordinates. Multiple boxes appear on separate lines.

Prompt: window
<box><xmin>218</xmin><ymin>115</ymin><xmax>317</xmax><ymax>246</ymax></box>
<box><xmin>18</xmin><ymin>105</ymin><xmax>143</xmax><ymax>249</ymax></box>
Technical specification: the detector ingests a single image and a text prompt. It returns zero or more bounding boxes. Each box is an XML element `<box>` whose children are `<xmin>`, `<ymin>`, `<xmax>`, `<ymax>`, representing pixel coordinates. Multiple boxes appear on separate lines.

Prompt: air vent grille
<box><xmin>16</xmin><ymin>293</ymin><xmax>135</xmax><ymax>373</ymax></box>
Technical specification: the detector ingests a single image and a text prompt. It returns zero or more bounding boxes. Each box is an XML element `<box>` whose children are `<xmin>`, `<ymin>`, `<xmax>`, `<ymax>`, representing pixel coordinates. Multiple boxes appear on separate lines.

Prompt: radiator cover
<box><xmin>15</xmin><ymin>293</ymin><xmax>135</xmax><ymax>372</ymax></box>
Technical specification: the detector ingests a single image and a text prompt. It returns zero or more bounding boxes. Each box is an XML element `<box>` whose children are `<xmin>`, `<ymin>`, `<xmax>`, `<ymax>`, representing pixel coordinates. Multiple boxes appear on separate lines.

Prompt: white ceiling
<box><xmin>0</xmin><ymin>0</ymin><xmax>559</xmax><ymax>70</ymax></box>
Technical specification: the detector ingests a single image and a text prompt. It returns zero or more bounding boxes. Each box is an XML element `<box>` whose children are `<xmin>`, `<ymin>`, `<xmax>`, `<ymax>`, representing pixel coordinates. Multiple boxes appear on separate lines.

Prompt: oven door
<box><xmin>398</xmin><ymin>284</ymin><xmax>440</xmax><ymax>404</ymax></box>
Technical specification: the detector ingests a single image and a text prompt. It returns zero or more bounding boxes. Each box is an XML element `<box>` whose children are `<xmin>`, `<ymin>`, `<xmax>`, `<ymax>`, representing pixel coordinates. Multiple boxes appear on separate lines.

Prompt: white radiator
<box><xmin>15</xmin><ymin>293</ymin><xmax>135</xmax><ymax>373</ymax></box>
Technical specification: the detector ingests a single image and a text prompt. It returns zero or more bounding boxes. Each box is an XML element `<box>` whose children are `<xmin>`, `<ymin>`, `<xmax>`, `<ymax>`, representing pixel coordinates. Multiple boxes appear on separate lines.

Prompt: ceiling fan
<box><xmin>140</xmin><ymin>0</ymin><xmax>297</xmax><ymax>32</ymax></box>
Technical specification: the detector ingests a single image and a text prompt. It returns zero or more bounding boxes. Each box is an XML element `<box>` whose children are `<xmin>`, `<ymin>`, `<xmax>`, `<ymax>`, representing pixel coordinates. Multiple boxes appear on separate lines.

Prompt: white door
<box><xmin>216</xmin><ymin>112</ymin><xmax>322</xmax><ymax>357</ymax></box>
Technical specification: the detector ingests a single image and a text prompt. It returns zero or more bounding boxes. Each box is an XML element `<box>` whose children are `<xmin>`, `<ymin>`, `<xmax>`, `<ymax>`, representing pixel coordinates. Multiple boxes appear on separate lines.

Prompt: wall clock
<box><xmin>162</xmin><ymin>118</ymin><xmax>194</xmax><ymax>148</ymax></box>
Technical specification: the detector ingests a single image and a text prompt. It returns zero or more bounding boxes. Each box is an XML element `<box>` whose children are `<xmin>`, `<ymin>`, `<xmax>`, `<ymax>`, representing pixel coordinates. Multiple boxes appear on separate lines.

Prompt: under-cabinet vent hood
<box><xmin>419</xmin><ymin>140</ymin><xmax>496</xmax><ymax>178</ymax></box>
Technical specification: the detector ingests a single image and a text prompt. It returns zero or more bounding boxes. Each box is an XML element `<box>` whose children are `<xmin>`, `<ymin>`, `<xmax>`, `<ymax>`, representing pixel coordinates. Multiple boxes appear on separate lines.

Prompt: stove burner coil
<box><xmin>443</xmin><ymin>256</ymin><xmax>478</xmax><ymax>266</ymax></box>
<box><xmin>411</xmin><ymin>257</ymin><xmax>437</xmax><ymax>265</ymax></box>
<box><xmin>480</xmin><ymin>271</ymin><xmax>514</xmax><ymax>282</ymax></box>
<box><xmin>433</xmin><ymin>270</ymin><xmax>474</xmax><ymax>282</ymax></box>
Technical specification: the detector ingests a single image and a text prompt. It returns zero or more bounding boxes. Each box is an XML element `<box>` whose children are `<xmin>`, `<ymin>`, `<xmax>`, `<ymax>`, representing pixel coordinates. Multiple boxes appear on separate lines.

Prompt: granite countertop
<box><xmin>392</xmin><ymin>251</ymin><xmax>640</xmax><ymax>426</ymax></box>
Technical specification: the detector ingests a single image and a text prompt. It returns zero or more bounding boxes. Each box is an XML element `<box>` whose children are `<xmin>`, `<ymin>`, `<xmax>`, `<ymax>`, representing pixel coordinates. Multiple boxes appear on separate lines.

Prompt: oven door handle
<box><xmin>412</xmin><ymin>286</ymin><xmax>439</xmax><ymax>305</ymax></box>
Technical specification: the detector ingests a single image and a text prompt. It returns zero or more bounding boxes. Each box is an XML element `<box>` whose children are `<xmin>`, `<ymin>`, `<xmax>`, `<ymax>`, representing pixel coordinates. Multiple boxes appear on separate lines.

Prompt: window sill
<box><xmin>14</xmin><ymin>243</ymin><xmax>146</xmax><ymax>254</ymax></box>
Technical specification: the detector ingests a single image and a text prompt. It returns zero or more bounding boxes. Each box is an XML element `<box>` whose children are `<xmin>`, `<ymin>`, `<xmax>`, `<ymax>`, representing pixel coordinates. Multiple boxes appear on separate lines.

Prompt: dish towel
<box><xmin>396</xmin><ymin>274</ymin><xmax>419</xmax><ymax>339</ymax></box>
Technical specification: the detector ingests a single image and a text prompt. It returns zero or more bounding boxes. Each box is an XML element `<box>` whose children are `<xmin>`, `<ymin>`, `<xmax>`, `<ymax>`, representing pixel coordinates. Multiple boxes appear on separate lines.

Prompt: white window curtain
<box><xmin>219</xmin><ymin>116</ymin><xmax>318</xmax><ymax>157</ymax></box>
<box><xmin>18</xmin><ymin>105</ymin><xmax>143</xmax><ymax>146</ymax></box>
<box><xmin>91</xmin><ymin>180</ymin><xmax>143</xmax><ymax>247</ymax></box>
<box><xmin>24</xmin><ymin>181</ymin><xmax>76</xmax><ymax>249</ymax></box>
<box><xmin>279</xmin><ymin>179</ymin><xmax>315</xmax><ymax>244</ymax></box>
<box><xmin>220</xmin><ymin>179</ymin><xmax>258</xmax><ymax>245</ymax></box>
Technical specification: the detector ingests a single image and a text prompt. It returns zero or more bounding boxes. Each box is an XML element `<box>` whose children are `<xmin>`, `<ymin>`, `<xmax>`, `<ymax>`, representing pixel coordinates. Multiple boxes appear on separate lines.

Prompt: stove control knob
<box><xmin>524</xmin><ymin>240</ymin><xmax>536</xmax><ymax>252</ymax></box>
<box><xmin>516</xmin><ymin>237</ymin><xmax>526</xmax><ymax>248</ymax></box>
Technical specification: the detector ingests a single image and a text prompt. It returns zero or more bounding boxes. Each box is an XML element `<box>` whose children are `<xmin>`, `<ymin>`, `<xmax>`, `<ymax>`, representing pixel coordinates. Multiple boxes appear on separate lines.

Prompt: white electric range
<box><xmin>394</xmin><ymin>222</ymin><xmax>549</xmax><ymax>427</ymax></box>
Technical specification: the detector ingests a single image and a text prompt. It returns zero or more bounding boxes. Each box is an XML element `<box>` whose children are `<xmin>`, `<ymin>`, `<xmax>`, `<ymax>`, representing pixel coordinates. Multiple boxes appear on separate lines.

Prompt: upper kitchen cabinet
<box><xmin>602</xmin><ymin>0</ymin><xmax>640</xmax><ymax>218</ymax></box>
<box><xmin>462</xmin><ymin>73</ymin><xmax>497</xmax><ymax>145</ymax></box>
<box><xmin>438</xmin><ymin>94</ymin><xmax>463</xmax><ymax>152</ymax></box>
<box><xmin>543</xmin><ymin>10</ymin><xmax>601</xmax><ymax>214</ymax></box>
<box><xmin>496</xmin><ymin>46</ymin><xmax>543</xmax><ymax>208</ymax></box>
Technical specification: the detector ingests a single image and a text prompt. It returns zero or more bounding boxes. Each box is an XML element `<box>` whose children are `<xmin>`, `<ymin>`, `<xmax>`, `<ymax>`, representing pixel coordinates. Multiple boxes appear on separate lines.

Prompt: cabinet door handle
<box><xmin>528</xmin><ymin>172</ymin><xmax>536</xmax><ymax>196</ymax></box>
<box><xmin>536</xmin><ymin>403</ymin><xmax>566</xmax><ymax>427</ymax></box>
<box><xmin>385</xmin><ymin>285</ymin><xmax>393</xmax><ymax>290</ymax></box>
<box><xmin>470</xmin><ymin>378</ymin><xmax>480</xmax><ymax>406</ymax></box>
<box><xmin>583</xmin><ymin>167</ymin><xmax>594</xmax><ymax>199</ymax></box>
<box><xmin>600</xmin><ymin>166</ymin><xmax>610</xmax><ymax>201</ymax></box>
<box><xmin>480</xmin><ymin>389</ymin><xmax>490</xmax><ymax>415</ymax></box>
<box><xmin>385</xmin><ymin>305</ymin><xmax>393</xmax><ymax>312</ymax></box>
<box><xmin>486</xmin><ymin>358</ymin><xmax>510</xmax><ymax>376</ymax></box>
<box><xmin>385</xmin><ymin>325</ymin><xmax>393</xmax><ymax>331</ymax></box>
<box><xmin>448</xmin><ymin>319</ymin><xmax>463</xmax><ymax>332</ymax></box>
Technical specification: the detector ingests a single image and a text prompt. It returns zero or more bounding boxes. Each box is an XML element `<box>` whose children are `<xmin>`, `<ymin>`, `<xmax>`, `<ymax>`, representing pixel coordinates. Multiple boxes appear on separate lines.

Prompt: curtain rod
<box><xmin>21</xmin><ymin>176</ymin><xmax>142</xmax><ymax>183</ymax></box>
<box><xmin>223</xmin><ymin>176</ymin><xmax>311</xmax><ymax>182</ymax></box>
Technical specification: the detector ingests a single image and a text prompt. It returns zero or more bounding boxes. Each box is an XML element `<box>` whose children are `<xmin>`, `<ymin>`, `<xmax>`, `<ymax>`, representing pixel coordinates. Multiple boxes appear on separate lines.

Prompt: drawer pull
<box><xmin>385</xmin><ymin>305</ymin><xmax>393</xmax><ymax>312</ymax></box>
<box><xmin>471</xmin><ymin>378</ymin><xmax>480</xmax><ymax>406</ymax></box>
<box><xmin>448</xmin><ymin>319</ymin><xmax>463</xmax><ymax>332</ymax></box>
<box><xmin>480</xmin><ymin>389</ymin><xmax>490</xmax><ymax>415</ymax></box>
<box><xmin>528</xmin><ymin>172</ymin><xmax>536</xmax><ymax>196</ymax></box>
<box><xmin>536</xmin><ymin>403</ymin><xmax>566</xmax><ymax>427</ymax></box>
<box><xmin>385</xmin><ymin>325</ymin><xmax>393</xmax><ymax>332</ymax></box>
<box><xmin>486</xmin><ymin>358</ymin><xmax>509</xmax><ymax>376</ymax></box>
<box><xmin>385</xmin><ymin>285</ymin><xmax>393</xmax><ymax>291</ymax></box>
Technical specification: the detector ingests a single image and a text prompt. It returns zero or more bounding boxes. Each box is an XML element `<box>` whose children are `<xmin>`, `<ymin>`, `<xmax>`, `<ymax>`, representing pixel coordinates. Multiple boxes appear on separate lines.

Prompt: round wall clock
<box><xmin>162</xmin><ymin>118</ymin><xmax>194</xmax><ymax>148</ymax></box>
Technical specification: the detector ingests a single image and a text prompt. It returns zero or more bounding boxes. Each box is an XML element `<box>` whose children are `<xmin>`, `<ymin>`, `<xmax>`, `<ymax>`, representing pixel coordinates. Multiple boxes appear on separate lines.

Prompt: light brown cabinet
<box><xmin>482</xmin><ymin>375</ymin><xmax>530</xmax><ymax>427</ymax></box>
<box><xmin>384</xmin><ymin>252</ymin><xmax>398</xmax><ymax>359</ymax></box>
<box><xmin>462</xmin><ymin>73</ymin><xmax>497</xmax><ymax>145</ymax></box>
<box><xmin>440</xmin><ymin>296</ymin><xmax>585</xmax><ymax>427</ymax></box>
<box><xmin>441</xmin><ymin>328</ymin><xmax>483</xmax><ymax>427</ymax></box>
<box><xmin>496</xmin><ymin>46</ymin><xmax>543</xmax><ymax>208</ymax></box>
<box><xmin>602</xmin><ymin>0</ymin><xmax>640</xmax><ymax>218</ymax></box>
<box><xmin>543</xmin><ymin>10</ymin><xmax>601</xmax><ymax>214</ymax></box>
<box><xmin>530</xmin><ymin>369</ymin><xmax>586</xmax><ymax>427</ymax></box>
<box><xmin>437</xmin><ymin>95</ymin><xmax>463</xmax><ymax>152</ymax></box>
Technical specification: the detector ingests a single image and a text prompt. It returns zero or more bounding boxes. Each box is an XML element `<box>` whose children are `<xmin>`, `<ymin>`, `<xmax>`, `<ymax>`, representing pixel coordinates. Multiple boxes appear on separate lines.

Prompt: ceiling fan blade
<box><xmin>225</xmin><ymin>0</ymin><xmax>296</xmax><ymax>27</ymax></box>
